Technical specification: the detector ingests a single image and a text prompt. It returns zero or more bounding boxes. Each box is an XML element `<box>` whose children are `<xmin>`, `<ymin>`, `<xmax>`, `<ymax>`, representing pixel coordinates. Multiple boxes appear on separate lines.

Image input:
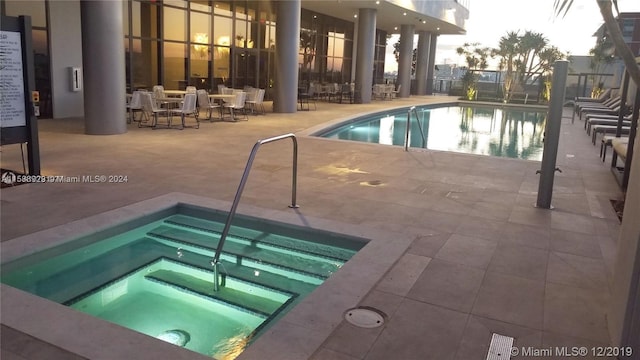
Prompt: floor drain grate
<box><xmin>486</xmin><ymin>333</ymin><xmax>513</xmax><ymax>360</ymax></box>
<box><xmin>344</xmin><ymin>307</ymin><xmax>385</xmax><ymax>328</ymax></box>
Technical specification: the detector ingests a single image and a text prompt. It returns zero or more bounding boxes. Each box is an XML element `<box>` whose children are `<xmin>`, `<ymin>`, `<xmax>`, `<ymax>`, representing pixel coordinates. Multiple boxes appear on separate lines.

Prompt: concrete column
<box><xmin>354</xmin><ymin>8</ymin><xmax>376</xmax><ymax>104</ymax></box>
<box><xmin>273</xmin><ymin>0</ymin><xmax>300</xmax><ymax>113</ymax></box>
<box><xmin>80</xmin><ymin>0</ymin><xmax>126</xmax><ymax>134</ymax></box>
<box><xmin>426</xmin><ymin>33</ymin><xmax>438</xmax><ymax>95</ymax></box>
<box><xmin>397</xmin><ymin>24</ymin><xmax>414</xmax><ymax>98</ymax></box>
<box><xmin>415</xmin><ymin>31</ymin><xmax>430</xmax><ymax>95</ymax></box>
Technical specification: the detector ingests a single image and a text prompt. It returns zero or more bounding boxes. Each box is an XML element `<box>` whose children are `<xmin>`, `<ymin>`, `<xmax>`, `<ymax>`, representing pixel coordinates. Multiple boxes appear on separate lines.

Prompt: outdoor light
<box><xmin>354</xmin><ymin>14</ymin><xmax>358</xmax><ymax>18</ymax></box>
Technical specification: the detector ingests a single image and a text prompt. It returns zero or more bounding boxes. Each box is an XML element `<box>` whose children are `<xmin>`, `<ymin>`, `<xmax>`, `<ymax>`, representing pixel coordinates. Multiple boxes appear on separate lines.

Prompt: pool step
<box><xmin>145</xmin><ymin>267</ymin><xmax>295</xmax><ymax>318</ymax></box>
<box><xmin>164</xmin><ymin>214</ymin><xmax>358</xmax><ymax>262</ymax></box>
<box><xmin>147</xmin><ymin>225</ymin><xmax>342</xmax><ymax>280</ymax></box>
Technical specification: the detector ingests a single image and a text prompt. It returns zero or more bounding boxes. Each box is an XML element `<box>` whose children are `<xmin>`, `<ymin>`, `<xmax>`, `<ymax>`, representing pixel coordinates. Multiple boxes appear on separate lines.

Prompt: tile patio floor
<box><xmin>0</xmin><ymin>95</ymin><xmax>624</xmax><ymax>360</ymax></box>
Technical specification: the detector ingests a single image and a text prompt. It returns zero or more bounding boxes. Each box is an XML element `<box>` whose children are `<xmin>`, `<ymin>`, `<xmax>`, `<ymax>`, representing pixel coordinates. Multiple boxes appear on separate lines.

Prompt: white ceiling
<box><xmin>300</xmin><ymin>0</ymin><xmax>466</xmax><ymax>35</ymax></box>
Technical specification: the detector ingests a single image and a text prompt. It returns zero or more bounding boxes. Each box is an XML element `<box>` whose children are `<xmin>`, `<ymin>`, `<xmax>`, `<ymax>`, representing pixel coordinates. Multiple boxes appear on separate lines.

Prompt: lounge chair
<box><xmin>580</xmin><ymin>101</ymin><xmax>629</xmax><ymax>121</ymax></box>
<box><xmin>591</xmin><ymin>124</ymin><xmax>631</xmax><ymax>145</ymax></box>
<box><xmin>577</xmin><ymin>96</ymin><xmax>620</xmax><ymax>114</ymax></box>
<box><xmin>586</xmin><ymin>118</ymin><xmax>631</xmax><ymax>135</ymax></box>
<box><xmin>573</xmin><ymin>88</ymin><xmax>612</xmax><ymax>104</ymax></box>
<box><xmin>601</xmin><ymin>135</ymin><xmax>629</xmax><ymax>162</ymax></box>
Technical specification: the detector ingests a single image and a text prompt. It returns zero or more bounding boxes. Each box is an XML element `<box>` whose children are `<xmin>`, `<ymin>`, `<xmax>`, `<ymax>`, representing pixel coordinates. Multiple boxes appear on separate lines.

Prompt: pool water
<box><xmin>1</xmin><ymin>211</ymin><xmax>365</xmax><ymax>359</ymax></box>
<box><xmin>318</xmin><ymin>105</ymin><xmax>547</xmax><ymax>161</ymax></box>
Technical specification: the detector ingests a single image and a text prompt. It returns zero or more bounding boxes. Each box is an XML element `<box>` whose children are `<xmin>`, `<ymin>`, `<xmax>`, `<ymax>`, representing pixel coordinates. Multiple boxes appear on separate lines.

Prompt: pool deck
<box><xmin>0</xmin><ymin>95</ymin><xmax>624</xmax><ymax>360</ymax></box>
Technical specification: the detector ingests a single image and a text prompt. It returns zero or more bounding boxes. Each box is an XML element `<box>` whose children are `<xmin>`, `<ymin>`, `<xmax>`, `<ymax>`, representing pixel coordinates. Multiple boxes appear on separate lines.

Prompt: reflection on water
<box><xmin>323</xmin><ymin>105</ymin><xmax>547</xmax><ymax>161</ymax></box>
<box><xmin>212</xmin><ymin>329</ymin><xmax>253</xmax><ymax>360</ymax></box>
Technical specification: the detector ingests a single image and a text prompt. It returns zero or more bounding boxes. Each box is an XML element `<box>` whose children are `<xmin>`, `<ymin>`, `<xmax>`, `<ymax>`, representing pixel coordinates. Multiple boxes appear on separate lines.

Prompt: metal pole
<box><xmin>404</xmin><ymin>108</ymin><xmax>411</xmax><ymax>151</ymax></box>
<box><xmin>536</xmin><ymin>60</ymin><xmax>568</xmax><ymax>209</ymax></box>
<box><xmin>212</xmin><ymin>133</ymin><xmax>298</xmax><ymax>291</ymax></box>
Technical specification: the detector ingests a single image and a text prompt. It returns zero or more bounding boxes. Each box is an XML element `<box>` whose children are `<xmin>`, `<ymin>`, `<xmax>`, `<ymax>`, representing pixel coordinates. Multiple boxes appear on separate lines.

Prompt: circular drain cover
<box><xmin>344</xmin><ymin>307</ymin><xmax>385</xmax><ymax>328</ymax></box>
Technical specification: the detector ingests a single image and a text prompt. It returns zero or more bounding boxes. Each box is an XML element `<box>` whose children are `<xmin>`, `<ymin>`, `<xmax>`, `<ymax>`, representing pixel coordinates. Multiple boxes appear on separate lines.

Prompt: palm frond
<box><xmin>553</xmin><ymin>0</ymin><xmax>574</xmax><ymax>18</ymax></box>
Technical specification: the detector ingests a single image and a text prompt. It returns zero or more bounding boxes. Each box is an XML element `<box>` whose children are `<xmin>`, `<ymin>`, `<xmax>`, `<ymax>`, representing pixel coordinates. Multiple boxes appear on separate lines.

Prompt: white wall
<box><xmin>49</xmin><ymin>0</ymin><xmax>84</xmax><ymax>118</ymax></box>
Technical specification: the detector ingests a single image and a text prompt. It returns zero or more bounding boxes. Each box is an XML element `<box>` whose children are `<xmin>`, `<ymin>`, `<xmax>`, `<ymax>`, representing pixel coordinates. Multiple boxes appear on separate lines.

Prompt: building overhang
<box><xmin>301</xmin><ymin>0</ymin><xmax>468</xmax><ymax>35</ymax></box>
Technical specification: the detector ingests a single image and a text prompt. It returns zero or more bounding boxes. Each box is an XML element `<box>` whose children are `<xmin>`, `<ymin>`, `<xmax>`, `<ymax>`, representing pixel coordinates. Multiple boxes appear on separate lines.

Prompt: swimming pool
<box><xmin>1</xmin><ymin>197</ymin><xmax>367</xmax><ymax>359</ymax></box>
<box><xmin>315</xmin><ymin>104</ymin><xmax>548</xmax><ymax>161</ymax></box>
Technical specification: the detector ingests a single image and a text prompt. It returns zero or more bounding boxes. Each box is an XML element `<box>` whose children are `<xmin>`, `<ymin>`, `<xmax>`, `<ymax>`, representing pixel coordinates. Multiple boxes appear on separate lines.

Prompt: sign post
<box><xmin>1</xmin><ymin>15</ymin><xmax>40</xmax><ymax>175</ymax></box>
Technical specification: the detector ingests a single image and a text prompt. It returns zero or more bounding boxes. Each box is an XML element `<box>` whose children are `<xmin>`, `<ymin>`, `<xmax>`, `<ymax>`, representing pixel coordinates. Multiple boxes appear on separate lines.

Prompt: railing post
<box><xmin>212</xmin><ymin>133</ymin><xmax>298</xmax><ymax>291</ymax></box>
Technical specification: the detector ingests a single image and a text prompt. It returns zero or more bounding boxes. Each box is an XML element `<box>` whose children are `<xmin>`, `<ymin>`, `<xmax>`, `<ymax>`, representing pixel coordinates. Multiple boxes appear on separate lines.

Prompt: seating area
<box><xmin>125</xmin><ymin>85</ymin><xmax>267</xmax><ymax>128</ymax></box>
<box><xmin>573</xmin><ymin>88</ymin><xmax>637</xmax><ymax>190</ymax></box>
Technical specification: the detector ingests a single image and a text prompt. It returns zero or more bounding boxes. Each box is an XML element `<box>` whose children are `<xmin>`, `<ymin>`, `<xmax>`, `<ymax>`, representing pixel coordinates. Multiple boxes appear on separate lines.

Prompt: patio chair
<box><xmin>169</xmin><ymin>93</ymin><xmax>199</xmax><ymax>129</ymax></box>
<box><xmin>339</xmin><ymin>83</ymin><xmax>353</xmax><ymax>104</ymax></box>
<box><xmin>140</xmin><ymin>92</ymin><xmax>168</xmax><ymax>128</ymax></box>
<box><xmin>196</xmin><ymin>89</ymin><xmax>220</xmax><ymax>121</ymax></box>
<box><xmin>372</xmin><ymin>84</ymin><xmax>384</xmax><ymax>100</ymax></box>
<box><xmin>126</xmin><ymin>90</ymin><xmax>144</xmax><ymax>123</ymax></box>
<box><xmin>152</xmin><ymin>85</ymin><xmax>170</xmax><ymax>109</ymax></box>
<box><xmin>223</xmin><ymin>91</ymin><xmax>248</xmax><ymax>121</ymax></box>
<box><xmin>391</xmin><ymin>84</ymin><xmax>401</xmax><ymax>99</ymax></box>
<box><xmin>245</xmin><ymin>88</ymin><xmax>266</xmax><ymax>114</ymax></box>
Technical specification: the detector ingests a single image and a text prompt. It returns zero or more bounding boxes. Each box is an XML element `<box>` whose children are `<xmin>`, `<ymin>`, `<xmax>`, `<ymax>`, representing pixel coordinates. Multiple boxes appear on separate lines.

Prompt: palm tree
<box><xmin>554</xmin><ymin>0</ymin><xmax>640</xmax><ymax>86</ymax></box>
<box><xmin>495</xmin><ymin>31</ymin><xmax>520</xmax><ymax>102</ymax></box>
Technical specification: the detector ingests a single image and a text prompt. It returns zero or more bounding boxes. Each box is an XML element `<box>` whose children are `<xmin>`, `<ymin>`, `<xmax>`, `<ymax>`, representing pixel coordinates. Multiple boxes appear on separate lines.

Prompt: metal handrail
<box><xmin>212</xmin><ymin>133</ymin><xmax>299</xmax><ymax>291</ymax></box>
<box><xmin>404</xmin><ymin>106</ymin><xmax>426</xmax><ymax>151</ymax></box>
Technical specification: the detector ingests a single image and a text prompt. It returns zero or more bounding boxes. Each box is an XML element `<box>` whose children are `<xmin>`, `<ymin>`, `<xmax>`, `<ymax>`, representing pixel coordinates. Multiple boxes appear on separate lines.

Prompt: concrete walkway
<box><xmin>1</xmin><ymin>96</ymin><xmax>624</xmax><ymax>360</ymax></box>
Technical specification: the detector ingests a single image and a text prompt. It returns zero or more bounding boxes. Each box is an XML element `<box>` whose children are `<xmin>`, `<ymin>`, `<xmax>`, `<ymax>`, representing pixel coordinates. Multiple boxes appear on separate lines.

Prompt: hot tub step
<box><xmin>148</xmin><ymin>225</ymin><xmax>339</xmax><ymax>280</ymax></box>
<box><xmin>145</xmin><ymin>267</ymin><xmax>295</xmax><ymax>318</ymax></box>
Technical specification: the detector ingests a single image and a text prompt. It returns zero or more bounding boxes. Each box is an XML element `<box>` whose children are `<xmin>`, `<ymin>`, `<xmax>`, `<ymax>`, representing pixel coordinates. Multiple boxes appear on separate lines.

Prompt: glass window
<box><xmin>213</xmin><ymin>1</ymin><xmax>232</xmax><ymax>16</ymax></box>
<box><xmin>214</xmin><ymin>16</ymin><xmax>232</xmax><ymax>46</ymax></box>
<box><xmin>164</xmin><ymin>7</ymin><xmax>186</xmax><ymax>41</ymax></box>
<box><xmin>132</xmin><ymin>1</ymin><xmax>159</xmax><ymax>38</ymax></box>
<box><xmin>191</xmin><ymin>11</ymin><xmax>211</xmax><ymax>44</ymax></box>
<box><xmin>164</xmin><ymin>42</ymin><xmax>187</xmax><ymax>89</ymax></box>
<box><xmin>213</xmin><ymin>45</ymin><xmax>230</xmax><ymax>87</ymax></box>
<box><xmin>191</xmin><ymin>46</ymin><xmax>210</xmax><ymax>90</ymax></box>
<box><xmin>131</xmin><ymin>39</ymin><xmax>160</xmax><ymax>90</ymax></box>
<box><xmin>123</xmin><ymin>1</ymin><xmax>129</xmax><ymax>36</ymax></box>
<box><xmin>191</xmin><ymin>1</ymin><xmax>211</xmax><ymax>13</ymax></box>
<box><xmin>164</xmin><ymin>0</ymin><xmax>187</xmax><ymax>8</ymax></box>
<box><xmin>235</xmin><ymin>16</ymin><xmax>248</xmax><ymax>47</ymax></box>
<box><xmin>264</xmin><ymin>21</ymin><xmax>276</xmax><ymax>49</ymax></box>
<box><xmin>4</xmin><ymin>0</ymin><xmax>47</xmax><ymax>27</ymax></box>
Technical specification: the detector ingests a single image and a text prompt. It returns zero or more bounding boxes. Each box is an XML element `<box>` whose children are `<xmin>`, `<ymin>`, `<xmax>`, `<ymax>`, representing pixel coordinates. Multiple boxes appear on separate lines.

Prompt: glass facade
<box><xmin>2</xmin><ymin>0</ymin><xmax>390</xmax><ymax>109</ymax></box>
<box><xmin>124</xmin><ymin>0</ymin><xmax>279</xmax><ymax>93</ymax></box>
<box><xmin>122</xmin><ymin>1</ymin><xmax>388</xmax><ymax>97</ymax></box>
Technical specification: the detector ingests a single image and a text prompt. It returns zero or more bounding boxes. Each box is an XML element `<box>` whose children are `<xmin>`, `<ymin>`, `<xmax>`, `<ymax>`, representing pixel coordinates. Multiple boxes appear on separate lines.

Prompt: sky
<box><xmin>385</xmin><ymin>0</ymin><xmax>640</xmax><ymax>71</ymax></box>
